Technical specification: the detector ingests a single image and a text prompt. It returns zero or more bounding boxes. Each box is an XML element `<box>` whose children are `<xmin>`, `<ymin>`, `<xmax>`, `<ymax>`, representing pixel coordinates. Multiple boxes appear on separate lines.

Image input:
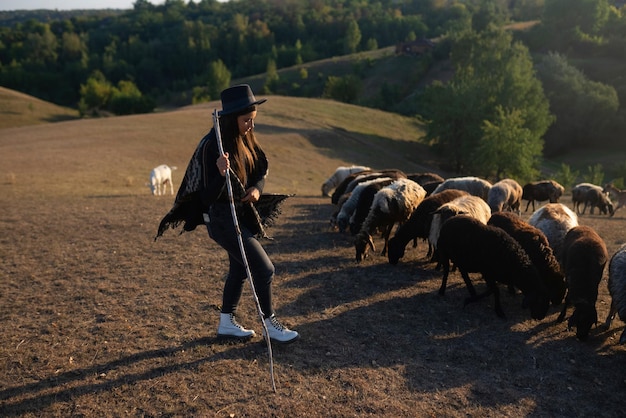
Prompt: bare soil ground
<box><xmin>2</xmin><ymin>98</ymin><xmax>626</xmax><ymax>417</ymax></box>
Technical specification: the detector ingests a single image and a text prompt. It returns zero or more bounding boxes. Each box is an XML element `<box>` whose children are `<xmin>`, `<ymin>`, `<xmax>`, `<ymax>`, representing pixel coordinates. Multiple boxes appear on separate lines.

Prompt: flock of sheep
<box><xmin>322</xmin><ymin>165</ymin><xmax>626</xmax><ymax>343</ymax></box>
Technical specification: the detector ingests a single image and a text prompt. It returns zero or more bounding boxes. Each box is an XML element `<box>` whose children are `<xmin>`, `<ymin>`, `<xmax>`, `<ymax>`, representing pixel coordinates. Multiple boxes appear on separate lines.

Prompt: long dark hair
<box><xmin>219</xmin><ymin>105</ymin><xmax>261</xmax><ymax>186</ymax></box>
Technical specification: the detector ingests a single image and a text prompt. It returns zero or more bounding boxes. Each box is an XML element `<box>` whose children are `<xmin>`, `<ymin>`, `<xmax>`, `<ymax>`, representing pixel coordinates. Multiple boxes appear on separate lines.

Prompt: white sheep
<box><xmin>354</xmin><ymin>178</ymin><xmax>426</xmax><ymax>262</ymax></box>
<box><xmin>321</xmin><ymin>165</ymin><xmax>371</xmax><ymax>197</ymax></box>
<box><xmin>528</xmin><ymin>203</ymin><xmax>578</xmax><ymax>262</ymax></box>
<box><xmin>487</xmin><ymin>178</ymin><xmax>523</xmax><ymax>214</ymax></box>
<box><xmin>432</xmin><ymin>176</ymin><xmax>493</xmax><ymax>201</ymax></box>
<box><xmin>148</xmin><ymin>164</ymin><xmax>176</xmax><ymax>196</ymax></box>
<box><xmin>428</xmin><ymin>194</ymin><xmax>492</xmax><ymax>255</ymax></box>
<box><xmin>603</xmin><ymin>243</ymin><xmax>626</xmax><ymax>344</ymax></box>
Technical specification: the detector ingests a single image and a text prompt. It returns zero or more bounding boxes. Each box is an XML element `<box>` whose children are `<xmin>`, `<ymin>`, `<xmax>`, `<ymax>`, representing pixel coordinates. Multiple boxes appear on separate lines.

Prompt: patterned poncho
<box><xmin>155</xmin><ymin>129</ymin><xmax>291</xmax><ymax>240</ymax></box>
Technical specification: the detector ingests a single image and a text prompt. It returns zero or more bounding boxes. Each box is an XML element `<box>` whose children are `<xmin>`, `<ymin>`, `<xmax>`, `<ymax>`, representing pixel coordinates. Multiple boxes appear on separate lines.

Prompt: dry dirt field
<box><xmin>2</xmin><ymin>98</ymin><xmax>626</xmax><ymax>417</ymax></box>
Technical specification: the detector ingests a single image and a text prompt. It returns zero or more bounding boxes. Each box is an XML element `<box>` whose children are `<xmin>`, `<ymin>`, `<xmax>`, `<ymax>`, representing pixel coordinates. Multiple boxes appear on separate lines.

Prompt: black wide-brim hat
<box><xmin>218</xmin><ymin>84</ymin><xmax>267</xmax><ymax>116</ymax></box>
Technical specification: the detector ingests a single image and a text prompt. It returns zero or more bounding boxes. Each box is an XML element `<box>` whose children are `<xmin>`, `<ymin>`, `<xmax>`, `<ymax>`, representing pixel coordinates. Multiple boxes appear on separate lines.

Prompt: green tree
<box><xmin>536</xmin><ymin>52</ymin><xmax>619</xmax><ymax>154</ymax></box>
<box><xmin>323</xmin><ymin>75</ymin><xmax>361</xmax><ymax>104</ymax></box>
<box><xmin>543</xmin><ymin>0</ymin><xmax>610</xmax><ymax>36</ymax></box>
<box><xmin>421</xmin><ymin>28</ymin><xmax>553</xmax><ymax>174</ymax></box>
<box><xmin>24</xmin><ymin>24</ymin><xmax>58</xmax><ymax>66</ymax></box>
<box><xmin>263</xmin><ymin>58</ymin><xmax>279</xmax><ymax>94</ymax></box>
<box><xmin>554</xmin><ymin>163</ymin><xmax>580</xmax><ymax>190</ymax></box>
<box><xmin>207</xmin><ymin>59</ymin><xmax>231</xmax><ymax>100</ymax></box>
<box><xmin>474</xmin><ymin>106</ymin><xmax>542</xmax><ymax>182</ymax></box>
<box><xmin>109</xmin><ymin>80</ymin><xmax>155</xmax><ymax>115</ymax></box>
<box><xmin>582</xmin><ymin>164</ymin><xmax>605</xmax><ymax>185</ymax></box>
<box><xmin>343</xmin><ymin>19</ymin><xmax>361</xmax><ymax>54</ymax></box>
<box><xmin>78</xmin><ymin>71</ymin><xmax>113</xmax><ymax>116</ymax></box>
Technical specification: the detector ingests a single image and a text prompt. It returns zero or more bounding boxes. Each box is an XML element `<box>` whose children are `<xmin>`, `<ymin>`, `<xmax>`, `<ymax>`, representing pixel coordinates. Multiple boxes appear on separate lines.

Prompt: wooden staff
<box><xmin>212</xmin><ymin>109</ymin><xmax>277</xmax><ymax>393</ymax></box>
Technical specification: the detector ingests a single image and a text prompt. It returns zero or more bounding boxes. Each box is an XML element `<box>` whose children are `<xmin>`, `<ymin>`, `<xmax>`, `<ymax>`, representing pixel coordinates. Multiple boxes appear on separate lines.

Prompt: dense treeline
<box><xmin>1</xmin><ymin>0</ymin><xmax>626</xmax><ymax>177</ymax></box>
<box><xmin>0</xmin><ymin>0</ymin><xmax>456</xmax><ymax>109</ymax></box>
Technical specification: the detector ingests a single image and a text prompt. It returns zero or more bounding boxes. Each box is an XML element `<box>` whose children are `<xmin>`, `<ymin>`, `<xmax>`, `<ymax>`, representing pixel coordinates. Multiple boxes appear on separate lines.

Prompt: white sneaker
<box><xmin>217</xmin><ymin>313</ymin><xmax>255</xmax><ymax>339</ymax></box>
<box><xmin>263</xmin><ymin>315</ymin><xmax>299</xmax><ymax>344</ymax></box>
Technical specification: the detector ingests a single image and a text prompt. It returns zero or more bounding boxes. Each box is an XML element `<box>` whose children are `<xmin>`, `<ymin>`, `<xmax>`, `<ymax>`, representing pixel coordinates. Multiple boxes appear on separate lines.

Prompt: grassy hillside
<box><xmin>0</xmin><ymin>86</ymin><xmax>79</xmax><ymax>129</ymax></box>
<box><xmin>2</xmin><ymin>86</ymin><xmax>625</xmax><ymax>192</ymax></box>
<box><xmin>0</xmin><ymin>95</ymin><xmax>439</xmax><ymax>199</ymax></box>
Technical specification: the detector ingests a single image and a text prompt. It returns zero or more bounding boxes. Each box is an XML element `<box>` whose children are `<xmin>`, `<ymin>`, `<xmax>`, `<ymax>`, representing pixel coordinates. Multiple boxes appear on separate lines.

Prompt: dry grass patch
<box><xmin>2</xmin><ymin>98</ymin><xmax>626</xmax><ymax>417</ymax></box>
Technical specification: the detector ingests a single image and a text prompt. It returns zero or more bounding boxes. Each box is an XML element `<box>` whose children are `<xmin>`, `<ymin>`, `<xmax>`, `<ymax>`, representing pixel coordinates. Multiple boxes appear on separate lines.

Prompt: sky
<box><xmin>0</xmin><ymin>0</ymin><xmax>168</xmax><ymax>11</ymax></box>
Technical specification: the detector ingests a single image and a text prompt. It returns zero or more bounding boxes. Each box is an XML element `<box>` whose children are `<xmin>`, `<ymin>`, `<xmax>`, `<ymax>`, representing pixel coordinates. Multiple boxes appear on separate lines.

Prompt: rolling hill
<box><xmin>0</xmin><ymin>86</ymin><xmax>79</xmax><ymax>129</ymax></box>
<box><xmin>0</xmin><ymin>93</ymin><xmax>443</xmax><ymax>199</ymax></box>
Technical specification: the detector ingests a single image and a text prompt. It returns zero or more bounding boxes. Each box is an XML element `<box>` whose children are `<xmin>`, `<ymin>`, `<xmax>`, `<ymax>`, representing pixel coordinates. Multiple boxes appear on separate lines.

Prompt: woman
<box><xmin>156</xmin><ymin>84</ymin><xmax>299</xmax><ymax>344</ymax></box>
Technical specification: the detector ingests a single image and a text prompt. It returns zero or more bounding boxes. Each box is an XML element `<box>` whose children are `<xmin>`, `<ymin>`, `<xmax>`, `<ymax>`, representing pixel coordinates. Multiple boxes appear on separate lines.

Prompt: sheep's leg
<box><xmin>491</xmin><ymin>285</ymin><xmax>505</xmax><ymax>318</ymax></box>
<box><xmin>464</xmin><ymin>287</ymin><xmax>493</xmax><ymax>303</ymax></box>
<box><xmin>604</xmin><ymin>302</ymin><xmax>617</xmax><ymax>328</ymax></box>
<box><xmin>459</xmin><ymin>269</ymin><xmax>477</xmax><ymax>297</ymax></box>
<box><xmin>380</xmin><ymin>223</ymin><xmax>394</xmax><ymax>256</ymax></box>
<box><xmin>611</xmin><ymin>203</ymin><xmax>622</xmax><ymax>217</ymax></box>
<box><xmin>438</xmin><ymin>259</ymin><xmax>450</xmax><ymax>296</ymax></box>
<box><xmin>557</xmin><ymin>298</ymin><xmax>570</xmax><ymax>322</ymax></box>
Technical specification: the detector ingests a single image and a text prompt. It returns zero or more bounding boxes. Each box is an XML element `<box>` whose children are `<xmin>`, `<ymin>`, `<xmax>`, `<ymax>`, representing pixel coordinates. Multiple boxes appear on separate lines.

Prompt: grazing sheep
<box><xmin>387</xmin><ymin>189</ymin><xmax>469</xmax><ymax>265</ymax></box>
<box><xmin>488</xmin><ymin>212</ymin><xmax>566</xmax><ymax>305</ymax></box>
<box><xmin>354</xmin><ymin>178</ymin><xmax>426</xmax><ymax>262</ymax></box>
<box><xmin>432</xmin><ymin>176</ymin><xmax>492</xmax><ymax>201</ymax></box>
<box><xmin>335</xmin><ymin>177</ymin><xmax>394</xmax><ymax>232</ymax></box>
<box><xmin>528</xmin><ymin>203</ymin><xmax>579</xmax><ymax>262</ymax></box>
<box><xmin>421</xmin><ymin>180</ymin><xmax>443</xmax><ymax>196</ymax></box>
<box><xmin>571</xmin><ymin>183</ymin><xmax>613</xmax><ymax>215</ymax></box>
<box><xmin>331</xmin><ymin>170</ymin><xmax>373</xmax><ymax>205</ymax></box>
<box><xmin>603</xmin><ymin>183</ymin><xmax>626</xmax><ymax>217</ymax></box>
<box><xmin>331</xmin><ymin>169</ymin><xmax>406</xmax><ymax>205</ymax></box>
<box><xmin>604</xmin><ymin>243</ymin><xmax>626</xmax><ymax>344</ymax></box>
<box><xmin>406</xmin><ymin>172</ymin><xmax>445</xmax><ymax>187</ymax></box>
<box><xmin>148</xmin><ymin>164</ymin><xmax>176</xmax><ymax>196</ymax></box>
<box><xmin>428</xmin><ymin>195</ymin><xmax>492</xmax><ymax>256</ymax></box>
<box><xmin>437</xmin><ymin>215</ymin><xmax>550</xmax><ymax>320</ymax></box>
<box><xmin>348</xmin><ymin>178</ymin><xmax>398</xmax><ymax>235</ymax></box>
<box><xmin>522</xmin><ymin>180</ymin><xmax>565</xmax><ymax>212</ymax></box>
<box><xmin>322</xmin><ymin>165</ymin><xmax>370</xmax><ymax>197</ymax></box>
<box><xmin>557</xmin><ymin>225</ymin><xmax>608</xmax><ymax>341</ymax></box>
<box><xmin>572</xmin><ymin>183</ymin><xmax>603</xmax><ymax>214</ymax></box>
<box><xmin>487</xmin><ymin>178</ymin><xmax>523</xmax><ymax>214</ymax></box>
<box><xmin>584</xmin><ymin>188</ymin><xmax>614</xmax><ymax>216</ymax></box>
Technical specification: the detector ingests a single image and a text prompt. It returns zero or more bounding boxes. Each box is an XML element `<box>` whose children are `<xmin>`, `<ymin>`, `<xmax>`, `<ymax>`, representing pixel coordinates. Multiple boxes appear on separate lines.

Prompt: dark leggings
<box><xmin>205</xmin><ymin>203</ymin><xmax>274</xmax><ymax>318</ymax></box>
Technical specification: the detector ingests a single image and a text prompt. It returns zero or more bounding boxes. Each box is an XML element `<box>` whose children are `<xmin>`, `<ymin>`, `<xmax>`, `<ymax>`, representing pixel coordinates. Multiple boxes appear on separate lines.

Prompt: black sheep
<box><xmin>521</xmin><ymin>180</ymin><xmax>565</xmax><ymax>212</ymax></box>
<box><xmin>437</xmin><ymin>215</ymin><xmax>550</xmax><ymax>320</ymax></box>
<box><xmin>488</xmin><ymin>212</ymin><xmax>566</xmax><ymax>305</ymax></box>
<box><xmin>387</xmin><ymin>189</ymin><xmax>469</xmax><ymax>265</ymax></box>
<box><xmin>331</xmin><ymin>169</ymin><xmax>405</xmax><ymax>205</ymax></box>
<box><xmin>347</xmin><ymin>178</ymin><xmax>395</xmax><ymax>235</ymax></box>
<box><xmin>557</xmin><ymin>225</ymin><xmax>608</xmax><ymax>341</ymax></box>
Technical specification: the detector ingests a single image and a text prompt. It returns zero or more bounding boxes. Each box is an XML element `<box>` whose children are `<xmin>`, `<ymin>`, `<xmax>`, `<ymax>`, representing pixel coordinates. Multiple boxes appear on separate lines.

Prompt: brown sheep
<box><xmin>522</xmin><ymin>180</ymin><xmax>565</xmax><ymax>212</ymax></box>
<box><xmin>557</xmin><ymin>225</ymin><xmax>608</xmax><ymax>341</ymax></box>
<box><xmin>488</xmin><ymin>212</ymin><xmax>566</xmax><ymax>306</ymax></box>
